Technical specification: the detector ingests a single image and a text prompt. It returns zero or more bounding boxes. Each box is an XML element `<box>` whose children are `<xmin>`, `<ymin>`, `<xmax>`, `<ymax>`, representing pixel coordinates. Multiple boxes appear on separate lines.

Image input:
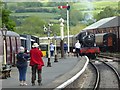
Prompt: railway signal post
<box><xmin>44</xmin><ymin>23</ymin><xmax>53</xmax><ymax>67</ymax></box>
<box><xmin>67</xmin><ymin>3</ymin><xmax>70</xmax><ymax>56</ymax></box>
<box><xmin>58</xmin><ymin>4</ymin><xmax>70</xmax><ymax>56</ymax></box>
<box><xmin>59</xmin><ymin>18</ymin><xmax>64</xmax><ymax>58</ymax></box>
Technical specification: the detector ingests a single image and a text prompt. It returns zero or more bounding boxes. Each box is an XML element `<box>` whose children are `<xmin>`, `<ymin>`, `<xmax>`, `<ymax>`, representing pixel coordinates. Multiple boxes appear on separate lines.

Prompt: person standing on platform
<box><xmin>30</xmin><ymin>43</ymin><xmax>44</xmax><ymax>86</ymax></box>
<box><xmin>50</xmin><ymin>42</ymin><xmax>55</xmax><ymax>57</ymax></box>
<box><xmin>64</xmin><ymin>41</ymin><xmax>68</xmax><ymax>54</ymax></box>
<box><xmin>16</xmin><ymin>46</ymin><xmax>29</xmax><ymax>86</ymax></box>
<box><xmin>75</xmin><ymin>40</ymin><xmax>81</xmax><ymax>57</ymax></box>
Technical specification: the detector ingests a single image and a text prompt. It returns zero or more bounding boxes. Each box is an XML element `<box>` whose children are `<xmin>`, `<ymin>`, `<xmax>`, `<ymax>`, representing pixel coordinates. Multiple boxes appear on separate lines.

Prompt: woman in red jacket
<box><xmin>30</xmin><ymin>43</ymin><xmax>44</xmax><ymax>86</ymax></box>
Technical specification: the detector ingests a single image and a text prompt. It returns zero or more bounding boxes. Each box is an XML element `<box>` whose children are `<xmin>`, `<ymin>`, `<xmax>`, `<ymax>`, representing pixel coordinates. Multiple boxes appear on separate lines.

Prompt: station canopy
<box><xmin>82</xmin><ymin>16</ymin><xmax>120</xmax><ymax>31</ymax></box>
<box><xmin>75</xmin><ymin>16</ymin><xmax>120</xmax><ymax>38</ymax></box>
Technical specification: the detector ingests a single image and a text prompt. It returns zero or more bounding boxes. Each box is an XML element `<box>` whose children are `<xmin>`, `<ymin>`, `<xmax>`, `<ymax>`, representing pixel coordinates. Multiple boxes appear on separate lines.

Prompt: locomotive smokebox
<box><xmin>82</xmin><ymin>33</ymin><xmax>95</xmax><ymax>47</ymax></box>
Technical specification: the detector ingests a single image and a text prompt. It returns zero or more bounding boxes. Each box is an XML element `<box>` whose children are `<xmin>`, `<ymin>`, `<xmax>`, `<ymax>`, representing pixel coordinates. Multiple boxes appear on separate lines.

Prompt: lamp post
<box><xmin>44</xmin><ymin>23</ymin><xmax>53</xmax><ymax>67</ymax></box>
<box><xmin>1</xmin><ymin>24</ymin><xmax>7</xmax><ymax>68</ymax></box>
<box><xmin>54</xmin><ymin>33</ymin><xmax>58</xmax><ymax>62</ymax></box>
<box><xmin>59</xmin><ymin>18</ymin><xmax>64</xmax><ymax>58</ymax></box>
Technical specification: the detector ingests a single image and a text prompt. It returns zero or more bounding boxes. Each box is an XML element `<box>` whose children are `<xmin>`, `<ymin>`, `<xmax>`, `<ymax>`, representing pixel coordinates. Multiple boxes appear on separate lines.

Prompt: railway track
<box><xmin>89</xmin><ymin>61</ymin><xmax>100</xmax><ymax>90</ymax></box>
<box><xmin>58</xmin><ymin>56</ymin><xmax>120</xmax><ymax>89</ymax></box>
<box><xmin>101</xmin><ymin>60</ymin><xmax>120</xmax><ymax>89</ymax></box>
<box><xmin>98</xmin><ymin>53</ymin><xmax>120</xmax><ymax>62</ymax></box>
<box><xmin>100</xmin><ymin>53</ymin><xmax>120</xmax><ymax>58</ymax></box>
<box><xmin>90</xmin><ymin>58</ymin><xmax>120</xmax><ymax>90</ymax></box>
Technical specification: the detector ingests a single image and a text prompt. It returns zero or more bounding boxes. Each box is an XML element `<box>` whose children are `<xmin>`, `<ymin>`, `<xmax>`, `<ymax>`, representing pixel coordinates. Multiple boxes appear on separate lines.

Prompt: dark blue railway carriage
<box><xmin>20</xmin><ymin>34</ymin><xmax>39</xmax><ymax>51</ymax></box>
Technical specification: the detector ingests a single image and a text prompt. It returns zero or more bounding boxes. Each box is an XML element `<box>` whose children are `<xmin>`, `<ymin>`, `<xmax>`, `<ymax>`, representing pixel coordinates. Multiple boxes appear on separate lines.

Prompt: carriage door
<box><xmin>9</xmin><ymin>37</ymin><xmax>13</xmax><ymax>65</ymax></box>
<box><xmin>108</xmin><ymin>36</ymin><xmax>112</xmax><ymax>47</ymax></box>
<box><xmin>107</xmin><ymin>36</ymin><xmax>112</xmax><ymax>52</ymax></box>
<box><xmin>13</xmin><ymin>37</ymin><xmax>17</xmax><ymax>66</ymax></box>
<box><xmin>10</xmin><ymin>37</ymin><xmax>16</xmax><ymax>66</ymax></box>
<box><xmin>16</xmin><ymin>37</ymin><xmax>21</xmax><ymax>53</ymax></box>
<box><xmin>6</xmin><ymin>36</ymin><xmax>11</xmax><ymax>64</ymax></box>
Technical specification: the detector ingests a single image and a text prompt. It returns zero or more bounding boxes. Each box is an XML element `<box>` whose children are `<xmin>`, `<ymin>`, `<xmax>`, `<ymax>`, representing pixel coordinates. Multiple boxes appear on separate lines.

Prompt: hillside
<box><xmin>9</xmin><ymin>1</ymin><xmax>118</xmax><ymax>22</ymax></box>
<box><xmin>2</xmin><ymin>0</ymin><xmax>120</xmax><ymax>2</ymax></box>
<box><xmin>5</xmin><ymin>1</ymin><xmax>119</xmax><ymax>36</ymax></box>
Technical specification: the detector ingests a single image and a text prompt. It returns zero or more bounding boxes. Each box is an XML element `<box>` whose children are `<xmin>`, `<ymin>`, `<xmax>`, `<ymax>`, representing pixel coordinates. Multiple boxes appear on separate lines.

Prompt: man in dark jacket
<box><xmin>64</xmin><ymin>41</ymin><xmax>68</xmax><ymax>54</ymax></box>
<box><xmin>30</xmin><ymin>43</ymin><xmax>44</xmax><ymax>86</ymax></box>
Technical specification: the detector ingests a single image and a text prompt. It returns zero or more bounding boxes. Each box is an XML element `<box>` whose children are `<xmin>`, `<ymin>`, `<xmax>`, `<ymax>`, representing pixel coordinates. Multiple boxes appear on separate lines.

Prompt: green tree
<box><xmin>16</xmin><ymin>16</ymin><xmax>46</xmax><ymax>36</ymax></box>
<box><xmin>46</xmin><ymin>2</ymin><xmax>66</xmax><ymax>7</ymax></box>
<box><xmin>118</xmin><ymin>1</ymin><xmax>120</xmax><ymax>14</ymax></box>
<box><xmin>16</xmin><ymin>2</ymin><xmax>43</xmax><ymax>8</ymax></box>
<box><xmin>0</xmin><ymin>1</ymin><xmax>2</xmax><ymax>27</ymax></box>
<box><xmin>8</xmin><ymin>3</ymin><xmax>17</xmax><ymax>11</ymax></box>
<box><xmin>46</xmin><ymin>24</ymin><xmax>60</xmax><ymax>36</ymax></box>
<box><xmin>16</xmin><ymin>16</ymin><xmax>61</xmax><ymax>36</ymax></box>
<box><xmin>70</xmin><ymin>10</ymin><xmax>84</xmax><ymax>26</ymax></box>
<box><xmin>2</xmin><ymin>8</ymin><xmax>16</xmax><ymax>31</ymax></box>
<box><xmin>95</xmin><ymin>6</ymin><xmax>116</xmax><ymax>21</ymax></box>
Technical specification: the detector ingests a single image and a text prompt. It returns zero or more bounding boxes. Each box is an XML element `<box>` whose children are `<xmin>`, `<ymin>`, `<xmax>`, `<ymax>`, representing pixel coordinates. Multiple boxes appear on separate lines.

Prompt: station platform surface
<box><xmin>1</xmin><ymin>55</ymin><xmax>88</xmax><ymax>90</ymax></box>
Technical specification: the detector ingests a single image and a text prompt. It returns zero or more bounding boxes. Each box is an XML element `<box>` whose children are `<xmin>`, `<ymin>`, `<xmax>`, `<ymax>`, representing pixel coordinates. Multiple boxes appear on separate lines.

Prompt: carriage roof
<box><xmin>0</xmin><ymin>30</ymin><xmax>20</xmax><ymax>37</ymax></box>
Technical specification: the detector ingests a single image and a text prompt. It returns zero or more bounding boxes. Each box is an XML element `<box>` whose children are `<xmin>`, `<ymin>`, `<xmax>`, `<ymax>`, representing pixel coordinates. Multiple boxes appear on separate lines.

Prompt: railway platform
<box><xmin>1</xmin><ymin>55</ymin><xmax>89</xmax><ymax>90</ymax></box>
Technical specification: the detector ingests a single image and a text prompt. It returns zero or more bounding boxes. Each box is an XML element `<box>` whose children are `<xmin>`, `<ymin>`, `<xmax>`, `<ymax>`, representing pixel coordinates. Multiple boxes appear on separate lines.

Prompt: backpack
<box><xmin>16</xmin><ymin>53</ymin><xmax>27</xmax><ymax>67</ymax></box>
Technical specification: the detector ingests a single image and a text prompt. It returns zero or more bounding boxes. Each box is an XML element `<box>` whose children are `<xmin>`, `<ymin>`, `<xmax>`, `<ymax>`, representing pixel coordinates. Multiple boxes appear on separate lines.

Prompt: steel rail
<box><xmin>101</xmin><ymin>61</ymin><xmax>120</xmax><ymax>89</ymax></box>
<box><xmin>89</xmin><ymin>61</ymin><xmax>100</xmax><ymax>90</ymax></box>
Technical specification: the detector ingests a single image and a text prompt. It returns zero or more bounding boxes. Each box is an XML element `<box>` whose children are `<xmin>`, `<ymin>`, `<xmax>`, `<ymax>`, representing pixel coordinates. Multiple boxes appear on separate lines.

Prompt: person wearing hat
<box><xmin>30</xmin><ymin>43</ymin><xmax>44</xmax><ymax>86</ymax></box>
<box><xmin>16</xmin><ymin>46</ymin><xmax>29</xmax><ymax>86</ymax></box>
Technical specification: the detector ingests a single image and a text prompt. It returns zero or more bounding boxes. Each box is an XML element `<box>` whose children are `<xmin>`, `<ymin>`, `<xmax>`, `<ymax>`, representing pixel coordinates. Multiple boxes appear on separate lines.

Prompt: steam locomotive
<box><xmin>77</xmin><ymin>31</ymin><xmax>100</xmax><ymax>59</ymax></box>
